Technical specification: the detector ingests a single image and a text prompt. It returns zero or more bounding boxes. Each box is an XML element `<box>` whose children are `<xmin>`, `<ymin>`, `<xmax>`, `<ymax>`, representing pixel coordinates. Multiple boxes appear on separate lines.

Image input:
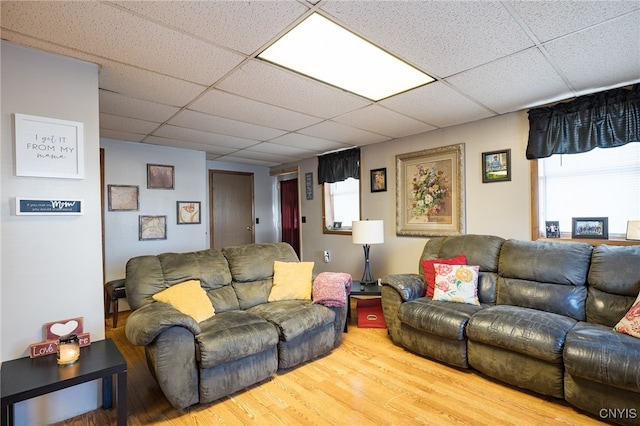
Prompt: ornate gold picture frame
<box><xmin>396</xmin><ymin>144</ymin><xmax>465</xmax><ymax>237</ymax></box>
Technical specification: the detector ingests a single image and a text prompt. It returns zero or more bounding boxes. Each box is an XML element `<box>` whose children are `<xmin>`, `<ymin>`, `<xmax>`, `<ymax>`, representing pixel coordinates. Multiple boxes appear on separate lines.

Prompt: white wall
<box><xmin>288</xmin><ymin>111</ymin><xmax>531</xmax><ymax>281</ymax></box>
<box><xmin>102</xmin><ymin>139</ymin><xmax>208</xmax><ymax>286</ymax></box>
<box><xmin>1</xmin><ymin>42</ymin><xmax>104</xmax><ymax>425</ymax></box>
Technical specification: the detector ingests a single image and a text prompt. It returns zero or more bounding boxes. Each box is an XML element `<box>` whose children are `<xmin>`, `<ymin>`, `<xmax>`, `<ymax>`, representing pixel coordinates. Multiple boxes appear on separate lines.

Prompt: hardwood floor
<box><xmin>54</xmin><ymin>302</ymin><xmax>605</xmax><ymax>425</ymax></box>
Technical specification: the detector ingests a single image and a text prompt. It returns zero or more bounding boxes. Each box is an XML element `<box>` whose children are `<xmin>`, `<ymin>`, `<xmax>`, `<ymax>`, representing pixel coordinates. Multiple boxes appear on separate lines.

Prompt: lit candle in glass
<box><xmin>57</xmin><ymin>333</ymin><xmax>80</xmax><ymax>365</ymax></box>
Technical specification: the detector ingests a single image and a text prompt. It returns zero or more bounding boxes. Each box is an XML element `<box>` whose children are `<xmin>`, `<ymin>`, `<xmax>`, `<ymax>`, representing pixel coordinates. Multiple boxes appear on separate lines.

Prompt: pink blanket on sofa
<box><xmin>312</xmin><ymin>272</ymin><xmax>352</xmax><ymax>307</ymax></box>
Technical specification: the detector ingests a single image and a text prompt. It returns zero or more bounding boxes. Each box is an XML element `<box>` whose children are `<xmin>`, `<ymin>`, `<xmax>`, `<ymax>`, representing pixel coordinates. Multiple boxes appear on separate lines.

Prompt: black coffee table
<box><xmin>1</xmin><ymin>338</ymin><xmax>127</xmax><ymax>426</ymax></box>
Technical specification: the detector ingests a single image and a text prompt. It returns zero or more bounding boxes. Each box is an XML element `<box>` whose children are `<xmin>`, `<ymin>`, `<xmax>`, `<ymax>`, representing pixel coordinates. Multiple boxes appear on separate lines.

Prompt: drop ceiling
<box><xmin>1</xmin><ymin>1</ymin><xmax>639</xmax><ymax>167</ymax></box>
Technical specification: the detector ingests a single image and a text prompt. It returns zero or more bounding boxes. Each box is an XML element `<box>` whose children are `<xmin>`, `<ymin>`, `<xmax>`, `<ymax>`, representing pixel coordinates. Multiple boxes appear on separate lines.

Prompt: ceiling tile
<box><xmin>100</xmin><ymin>129</ymin><xmax>146</xmax><ymax>143</ymax></box>
<box><xmin>213</xmin><ymin>155</ymin><xmax>280</xmax><ymax>167</ymax></box>
<box><xmin>144</xmin><ymin>135</ymin><xmax>238</xmax><ymax>156</ymax></box>
<box><xmin>217</xmin><ymin>60</ymin><xmax>371</xmax><ymax>118</ymax></box>
<box><xmin>509</xmin><ymin>0</ymin><xmax>640</xmax><ymax>42</ymax></box>
<box><xmin>152</xmin><ymin>125</ymin><xmax>257</xmax><ymax>149</ymax></box>
<box><xmin>246</xmin><ymin>142</ymin><xmax>316</xmax><ymax>159</ymax></box>
<box><xmin>189</xmin><ymin>89</ymin><xmax>323</xmax><ymax>131</ymax></box>
<box><xmin>169</xmin><ymin>109</ymin><xmax>288</xmax><ymax>141</ymax></box>
<box><xmin>320</xmin><ymin>0</ymin><xmax>533</xmax><ymax>77</ymax></box>
<box><xmin>380</xmin><ymin>82</ymin><xmax>496</xmax><ymax>128</ymax></box>
<box><xmin>333</xmin><ymin>105</ymin><xmax>436</xmax><ymax>138</ymax></box>
<box><xmin>99</xmin><ymin>61</ymin><xmax>206</xmax><ymax>107</ymax></box>
<box><xmin>99</xmin><ymin>91</ymin><xmax>180</xmax><ymax>123</ymax></box>
<box><xmin>298</xmin><ymin>120</ymin><xmax>390</xmax><ymax>145</ymax></box>
<box><xmin>113</xmin><ymin>1</ymin><xmax>309</xmax><ymax>55</ymax></box>
<box><xmin>446</xmin><ymin>47</ymin><xmax>572</xmax><ymax>114</ymax></box>
<box><xmin>228</xmin><ymin>149</ymin><xmax>300</xmax><ymax>164</ymax></box>
<box><xmin>269</xmin><ymin>133</ymin><xmax>352</xmax><ymax>153</ymax></box>
<box><xmin>100</xmin><ymin>113</ymin><xmax>160</xmax><ymax>134</ymax></box>
<box><xmin>1</xmin><ymin>1</ymin><xmax>245</xmax><ymax>85</ymax></box>
<box><xmin>544</xmin><ymin>12</ymin><xmax>640</xmax><ymax>93</ymax></box>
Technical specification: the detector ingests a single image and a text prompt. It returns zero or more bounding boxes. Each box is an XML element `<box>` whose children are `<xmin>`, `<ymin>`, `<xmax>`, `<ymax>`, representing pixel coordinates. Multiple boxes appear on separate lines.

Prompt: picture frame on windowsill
<box><xmin>572</xmin><ymin>217</ymin><xmax>608</xmax><ymax>239</ymax></box>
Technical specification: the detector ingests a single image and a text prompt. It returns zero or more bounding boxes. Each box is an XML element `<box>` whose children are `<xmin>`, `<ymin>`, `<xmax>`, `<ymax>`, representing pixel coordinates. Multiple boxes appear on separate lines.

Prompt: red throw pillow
<box><xmin>421</xmin><ymin>255</ymin><xmax>467</xmax><ymax>297</ymax></box>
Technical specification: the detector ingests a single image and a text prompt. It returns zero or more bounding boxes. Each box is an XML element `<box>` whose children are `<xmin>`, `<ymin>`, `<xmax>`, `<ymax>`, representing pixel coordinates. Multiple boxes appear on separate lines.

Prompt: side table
<box><xmin>1</xmin><ymin>338</ymin><xmax>127</xmax><ymax>426</ymax></box>
<box><xmin>346</xmin><ymin>281</ymin><xmax>382</xmax><ymax>330</ymax></box>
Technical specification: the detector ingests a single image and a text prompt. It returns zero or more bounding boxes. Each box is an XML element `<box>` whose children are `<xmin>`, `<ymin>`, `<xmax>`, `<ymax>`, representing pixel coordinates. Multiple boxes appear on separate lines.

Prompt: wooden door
<box><xmin>209</xmin><ymin>170</ymin><xmax>254</xmax><ymax>249</ymax></box>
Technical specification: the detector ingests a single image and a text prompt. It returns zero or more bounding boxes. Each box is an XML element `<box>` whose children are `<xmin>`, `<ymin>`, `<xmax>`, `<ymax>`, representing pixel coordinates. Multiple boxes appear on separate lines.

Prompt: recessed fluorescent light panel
<box><xmin>258</xmin><ymin>13</ymin><xmax>434</xmax><ymax>101</ymax></box>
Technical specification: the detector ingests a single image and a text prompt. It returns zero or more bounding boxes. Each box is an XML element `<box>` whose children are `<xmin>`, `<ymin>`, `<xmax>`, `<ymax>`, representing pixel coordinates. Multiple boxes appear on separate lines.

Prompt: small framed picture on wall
<box><xmin>147</xmin><ymin>164</ymin><xmax>174</xmax><ymax>189</ymax></box>
<box><xmin>139</xmin><ymin>215</ymin><xmax>167</xmax><ymax>240</ymax></box>
<box><xmin>482</xmin><ymin>149</ymin><xmax>511</xmax><ymax>183</ymax></box>
<box><xmin>370</xmin><ymin>168</ymin><xmax>387</xmax><ymax>192</ymax></box>
<box><xmin>177</xmin><ymin>201</ymin><xmax>201</xmax><ymax>224</ymax></box>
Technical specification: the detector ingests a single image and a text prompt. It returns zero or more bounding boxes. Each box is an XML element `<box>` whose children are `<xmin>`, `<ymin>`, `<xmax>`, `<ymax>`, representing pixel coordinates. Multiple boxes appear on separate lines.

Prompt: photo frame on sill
<box><xmin>370</xmin><ymin>168</ymin><xmax>387</xmax><ymax>192</ymax></box>
<box><xmin>139</xmin><ymin>215</ymin><xmax>167</xmax><ymax>240</ymax></box>
<box><xmin>147</xmin><ymin>164</ymin><xmax>174</xmax><ymax>189</ymax></box>
<box><xmin>572</xmin><ymin>217</ymin><xmax>608</xmax><ymax>239</ymax></box>
<box><xmin>177</xmin><ymin>201</ymin><xmax>201</xmax><ymax>224</ymax></box>
<box><xmin>545</xmin><ymin>221</ymin><xmax>560</xmax><ymax>238</ymax></box>
<box><xmin>108</xmin><ymin>185</ymin><xmax>139</xmax><ymax>211</ymax></box>
<box><xmin>482</xmin><ymin>149</ymin><xmax>511</xmax><ymax>183</ymax></box>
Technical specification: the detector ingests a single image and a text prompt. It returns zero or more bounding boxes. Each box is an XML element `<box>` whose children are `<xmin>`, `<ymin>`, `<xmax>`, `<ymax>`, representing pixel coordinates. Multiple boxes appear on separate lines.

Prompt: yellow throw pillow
<box><xmin>268</xmin><ymin>261</ymin><xmax>314</xmax><ymax>302</ymax></box>
<box><xmin>152</xmin><ymin>279</ymin><xmax>215</xmax><ymax>322</ymax></box>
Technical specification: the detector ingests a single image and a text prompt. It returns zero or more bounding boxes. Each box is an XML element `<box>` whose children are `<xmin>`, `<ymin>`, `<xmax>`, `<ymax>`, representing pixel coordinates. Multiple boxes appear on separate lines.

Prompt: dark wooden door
<box><xmin>209</xmin><ymin>170</ymin><xmax>254</xmax><ymax>249</ymax></box>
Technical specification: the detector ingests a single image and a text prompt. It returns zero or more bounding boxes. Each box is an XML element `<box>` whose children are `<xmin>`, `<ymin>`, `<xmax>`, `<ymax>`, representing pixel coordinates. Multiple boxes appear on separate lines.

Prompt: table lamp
<box><xmin>352</xmin><ymin>220</ymin><xmax>384</xmax><ymax>285</ymax></box>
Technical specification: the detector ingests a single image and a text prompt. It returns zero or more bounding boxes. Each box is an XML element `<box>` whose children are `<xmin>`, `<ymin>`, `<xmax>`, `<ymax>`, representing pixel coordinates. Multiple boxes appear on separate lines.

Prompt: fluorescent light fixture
<box><xmin>258</xmin><ymin>13</ymin><xmax>434</xmax><ymax>101</ymax></box>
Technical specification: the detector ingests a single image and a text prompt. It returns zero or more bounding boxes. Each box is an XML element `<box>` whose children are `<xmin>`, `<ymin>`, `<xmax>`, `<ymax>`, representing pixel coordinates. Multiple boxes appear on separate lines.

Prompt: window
<box><xmin>536</xmin><ymin>143</ymin><xmax>640</xmax><ymax>239</ymax></box>
<box><xmin>323</xmin><ymin>178</ymin><xmax>360</xmax><ymax>234</ymax></box>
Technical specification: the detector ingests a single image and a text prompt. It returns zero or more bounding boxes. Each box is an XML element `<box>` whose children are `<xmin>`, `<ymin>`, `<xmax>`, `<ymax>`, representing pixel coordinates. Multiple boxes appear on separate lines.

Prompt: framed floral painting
<box><xmin>396</xmin><ymin>144</ymin><xmax>465</xmax><ymax>236</ymax></box>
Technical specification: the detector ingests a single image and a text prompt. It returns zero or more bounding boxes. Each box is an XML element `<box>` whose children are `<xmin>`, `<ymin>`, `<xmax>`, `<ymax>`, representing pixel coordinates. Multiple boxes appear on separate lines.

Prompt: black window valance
<box><xmin>317</xmin><ymin>147</ymin><xmax>360</xmax><ymax>184</ymax></box>
<box><xmin>526</xmin><ymin>84</ymin><xmax>639</xmax><ymax>159</ymax></box>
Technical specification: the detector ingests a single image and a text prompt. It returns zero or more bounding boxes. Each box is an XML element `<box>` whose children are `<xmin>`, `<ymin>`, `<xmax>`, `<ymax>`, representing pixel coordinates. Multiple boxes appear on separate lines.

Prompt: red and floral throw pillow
<box><xmin>614</xmin><ymin>291</ymin><xmax>640</xmax><ymax>339</ymax></box>
<box><xmin>421</xmin><ymin>255</ymin><xmax>467</xmax><ymax>298</ymax></box>
<box><xmin>433</xmin><ymin>264</ymin><xmax>480</xmax><ymax>306</ymax></box>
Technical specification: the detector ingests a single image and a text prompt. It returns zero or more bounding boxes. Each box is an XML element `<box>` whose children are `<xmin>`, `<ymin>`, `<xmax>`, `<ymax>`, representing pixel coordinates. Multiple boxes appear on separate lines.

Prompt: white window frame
<box><xmin>532</xmin><ymin>143</ymin><xmax>640</xmax><ymax>243</ymax></box>
<box><xmin>322</xmin><ymin>177</ymin><xmax>361</xmax><ymax>234</ymax></box>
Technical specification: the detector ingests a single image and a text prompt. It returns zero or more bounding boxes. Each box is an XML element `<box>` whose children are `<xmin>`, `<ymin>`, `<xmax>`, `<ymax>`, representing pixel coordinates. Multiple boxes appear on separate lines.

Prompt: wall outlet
<box><xmin>323</xmin><ymin>250</ymin><xmax>330</xmax><ymax>263</ymax></box>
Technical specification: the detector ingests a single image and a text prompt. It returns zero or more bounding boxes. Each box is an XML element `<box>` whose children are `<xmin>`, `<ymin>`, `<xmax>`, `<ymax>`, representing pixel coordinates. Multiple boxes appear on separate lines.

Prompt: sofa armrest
<box><xmin>125</xmin><ymin>302</ymin><xmax>201</xmax><ymax>346</ymax></box>
<box><xmin>381</xmin><ymin>273</ymin><xmax>425</xmax><ymax>302</ymax></box>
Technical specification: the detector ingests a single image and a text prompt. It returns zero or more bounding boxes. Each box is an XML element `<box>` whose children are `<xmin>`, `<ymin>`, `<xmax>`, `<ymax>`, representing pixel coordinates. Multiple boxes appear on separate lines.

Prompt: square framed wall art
<box><xmin>482</xmin><ymin>149</ymin><xmax>511</xmax><ymax>183</ymax></box>
<box><xmin>147</xmin><ymin>164</ymin><xmax>174</xmax><ymax>189</ymax></box>
<box><xmin>177</xmin><ymin>201</ymin><xmax>201</xmax><ymax>224</ymax></box>
<box><xmin>107</xmin><ymin>185</ymin><xmax>139</xmax><ymax>211</ymax></box>
<box><xmin>139</xmin><ymin>215</ymin><xmax>167</xmax><ymax>240</ymax></box>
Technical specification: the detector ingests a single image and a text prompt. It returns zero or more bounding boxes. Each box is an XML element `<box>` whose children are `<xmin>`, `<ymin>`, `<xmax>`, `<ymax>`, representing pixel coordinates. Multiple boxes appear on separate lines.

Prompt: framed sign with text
<box><xmin>14</xmin><ymin>113</ymin><xmax>84</xmax><ymax>179</ymax></box>
<box><xmin>16</xmin><ymin>198</ymin><xmax>83</xmax><ymax>215</ymax></box>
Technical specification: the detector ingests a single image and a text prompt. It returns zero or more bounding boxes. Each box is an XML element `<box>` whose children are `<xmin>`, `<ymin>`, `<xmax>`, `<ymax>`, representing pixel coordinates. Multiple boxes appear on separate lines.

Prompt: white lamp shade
<box><xmin>352</xmin><ymin>220</ymin><xmax>384</xmax><ymax>245</ymax></box>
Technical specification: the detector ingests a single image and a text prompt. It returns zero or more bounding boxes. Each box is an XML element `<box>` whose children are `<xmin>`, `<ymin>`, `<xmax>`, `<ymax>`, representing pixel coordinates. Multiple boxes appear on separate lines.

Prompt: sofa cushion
<box><xmin>398</xmin><ymin>298</ymin><xmax>484</xmax><ymax>341</ymax></box>
<box><xmin>418</xmin><ymin>235</ymin><xmax>504</xmax><ymax>304</ymax></box>
<box><xmin>497</xmin><ymin>239</ymin><xmax>591</xmax><ymax>320</ymax></box>
<box><xmin>196</xmin><ymin>311</ymin><xmax>279</xmax><ymax>369</ymax></box>
<box><xmin>467</xmin><ymin>305</ymin><xmax>576</xmax><ymax>363</ymax></box>
<box><xmin>433</xmin><ymin>264</ymin><xmax>479</xmax><ymax>305</ymax></box>
<box><xmin>126</xmin><ymin>249</ymin><xmax>232</xmax><ymax>310</ymax></box>
<box><xmin>421</xmin><ymin>255</ymin><xmax>466</xmax><ymax>297</ymax></box>
<box><xmin>223</xmin><ymin>243</ymin><xmax>299</xmax><ymax>282</ymax></box>
<box><xmin>586</xmin><ymin>244</ymin><xmax>640</xmax><ymax>327</ymax></box>
<box><xmin>613</xmin><ymin>290</ymin><xmax>640</xmax><ymax>338</ymax></box>
<box><xmin>268</xmin><ymin>261</ymin><xmax>314</xmax><ymax>302</ymax></box>
<box><xmin>565</xmin><ymin>322</ymin><xmax>640</xmax><ymax>392</ymax></box>
<box><xmin>152</xmin><ymin>280</ymin><xmax>215</xmax><ymax>323</ymax></box>
<box><xmin>248</xmin><ymin>300</ymin><xmax>335</xmax><ymax>342</ymax></box>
